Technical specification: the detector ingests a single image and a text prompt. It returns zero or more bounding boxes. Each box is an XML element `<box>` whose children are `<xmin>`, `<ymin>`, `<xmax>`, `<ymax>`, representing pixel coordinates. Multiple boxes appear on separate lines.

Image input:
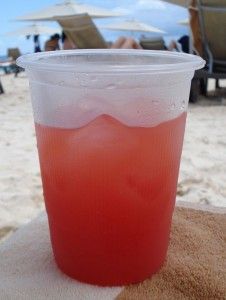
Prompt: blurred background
<box><xmin>0</xmin><ymin>0</ymin><xmax>188</xmax><ymax>55</ymax></box>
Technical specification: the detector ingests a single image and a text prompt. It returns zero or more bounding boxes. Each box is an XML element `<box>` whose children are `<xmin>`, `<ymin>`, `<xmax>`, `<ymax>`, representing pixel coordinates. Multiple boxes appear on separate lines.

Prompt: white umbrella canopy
<box><xmin>101</xmin><ymin>20</ymin><xmax>166</xmax><ymax>34</ymax></box>
<box><xmin>178</xmin><ymin>18</ymin><xmax>189</xmax><ymax>25</ymax></box>
<box><xmin>161</xmin><ymin>0</ymin><xmax>190</xmax><ymax>7</ymax></box>
<box><xmin>15</xmin><ymin>0</ymin><xmax>124</xmax><ymax>21</ymax></box>
<box><xmin>5</xmin><ymin>24</ymin><xmax>60</xmax><ymax>36</ymax></box>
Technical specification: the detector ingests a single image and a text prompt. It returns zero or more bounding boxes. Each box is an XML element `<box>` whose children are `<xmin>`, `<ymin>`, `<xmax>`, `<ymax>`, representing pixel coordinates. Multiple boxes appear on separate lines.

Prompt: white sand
<box><xmin>0</xmin><ymin>74</ymin><xmax>44</xmax><ymax>230</ymax></box>
<box><xmin>178</xmin><ymin>104</ymin><xmax>226</xmax><ymax>207</ymax></box>
<box><xmin>0</xmin><ymin>74</ymin><xmax>226</xmax><ymax>233</ymax></box>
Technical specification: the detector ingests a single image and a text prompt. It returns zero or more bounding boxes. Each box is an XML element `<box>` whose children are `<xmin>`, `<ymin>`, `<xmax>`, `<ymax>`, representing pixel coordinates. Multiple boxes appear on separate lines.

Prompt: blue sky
<box><xmin>0</xmin><ymin>0</ymin><xmax>188</xmax><ymax>56</ymax></box>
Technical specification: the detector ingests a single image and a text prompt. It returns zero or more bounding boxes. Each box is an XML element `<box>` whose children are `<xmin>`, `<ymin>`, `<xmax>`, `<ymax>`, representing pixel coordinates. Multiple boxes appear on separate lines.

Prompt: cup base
<box><xmin>48</xmin><ymin>214</ymin><xmax>170</xmax><ymax>286</ymax></box>
<box><xmin>54</xmin><ymin>256</ymin><xmax>165</xmax><ymax>286</ymax></box>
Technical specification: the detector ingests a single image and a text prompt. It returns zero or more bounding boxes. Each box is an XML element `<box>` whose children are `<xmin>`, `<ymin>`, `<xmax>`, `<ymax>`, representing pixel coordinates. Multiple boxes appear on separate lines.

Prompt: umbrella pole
<box><xmin>189</xmin><ymin>26</ymin><xmax>193</xmax><ymax>54</ymax></box>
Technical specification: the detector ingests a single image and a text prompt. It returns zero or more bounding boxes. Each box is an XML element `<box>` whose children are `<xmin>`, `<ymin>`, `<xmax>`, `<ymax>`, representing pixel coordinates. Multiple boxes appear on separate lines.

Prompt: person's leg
<box><xmin>0</xmin><ymin>79</ymin><xmax>4</xmax><ymax>94</ymax></box>
<box><xmin>111</xmin><ymin>37</ymin><xmax>127</xmax><ymax>48</ymax></box>
<box><xmin>111</xmin><ymin>37</ymin><xmax>142</xmax><ymax>49</ymax></box>
<box><xmin>200</xmin><ymin>78</ymin><xmax>208</xmax><ymax>96</ymax></box>
<box><xmin>189</xmin><ymin>78</ymin><xmax>199</xmax><ymax>103</ymax></box>
<box><xmin>14</xmin><ymin>65</ymin><xmax>21</xmax><ymax>78</ymax></box>
<box><xmin>168</xmin><ymin>40</ymin><xmax>178</xmax><ymax>51</ymax></box>
<box><xmin>216</xmin><ymin>79</ymin><xmax>220</xmax><ymax>89</ymax></box>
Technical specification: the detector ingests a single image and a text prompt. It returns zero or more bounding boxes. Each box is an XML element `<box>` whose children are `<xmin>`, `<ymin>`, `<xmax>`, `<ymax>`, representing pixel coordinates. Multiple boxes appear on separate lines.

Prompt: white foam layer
<box><xmin>30</xmin><ymin>74</ymin><xmax>192</xmax><ymax>128</ymax></box>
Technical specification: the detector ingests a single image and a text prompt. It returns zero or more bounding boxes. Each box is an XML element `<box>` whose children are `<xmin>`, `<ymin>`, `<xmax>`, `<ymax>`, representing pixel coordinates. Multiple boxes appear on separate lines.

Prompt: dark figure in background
<box><xmin>44</xmin><ymin>34</ymin><xmax>60</xmax><ymax>51</ymax></box>
<box><xmin>168</xmin><ymin>35</ymin><xmax>189</xmax><ymax>53</ymax></box>
<box><xmin>34</xmin><ymin>35</ymin><xmax>41</xmax><ymax>53</ymax></box>
<box><xmin>61</xmin><ymin>32</ymin><xmax>77</xmax><ymax>50</ymax></box>
<box><xmin>178</xmin><ymin>35</ymin><xmax>189</xmax><ymax>54</ymax></box>
<box><xmin>0</xmin><ymin>79</ymin><xmax>4</xmax><ymax>94</ymax></box>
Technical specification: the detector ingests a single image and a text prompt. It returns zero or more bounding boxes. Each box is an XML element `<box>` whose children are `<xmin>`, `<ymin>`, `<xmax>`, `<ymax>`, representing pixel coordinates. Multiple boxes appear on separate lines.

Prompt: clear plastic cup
<box><xmin>17</xmin><ymin>50</ymin><xmax>204</xmax><ymax>286</ymax></box>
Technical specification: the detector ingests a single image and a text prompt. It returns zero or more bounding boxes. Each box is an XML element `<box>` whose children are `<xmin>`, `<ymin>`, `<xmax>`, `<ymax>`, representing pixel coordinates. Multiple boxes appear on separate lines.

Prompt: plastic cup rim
<box><xmin>17</xmin><ymin>49</ymin><xmax>205</xmax><ymax>74</ymax></box>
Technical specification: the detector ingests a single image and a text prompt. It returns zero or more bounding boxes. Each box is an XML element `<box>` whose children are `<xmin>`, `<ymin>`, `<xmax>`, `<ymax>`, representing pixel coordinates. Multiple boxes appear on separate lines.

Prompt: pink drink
<box><xmin>35</xmin><ymin>112</ymin><xmax>186</xmax><ymax>285</ymax></box>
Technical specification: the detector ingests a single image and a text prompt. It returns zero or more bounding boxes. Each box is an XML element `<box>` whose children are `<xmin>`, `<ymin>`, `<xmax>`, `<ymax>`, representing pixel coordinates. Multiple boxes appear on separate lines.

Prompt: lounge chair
<box><xmin>0</xmin><ymin>59</ymin><xmax>14</xmax><ymax>74</ymax></box>
<box><xmin>191</xmin><ymin>0</ymin><xmax>226</xmax><ymax>101</ymax></box>
<box><xmin>7</xmin><ymin>48</ymin><xmax>23</xmax><ymax>77</ymax></box>
<box><xmin>56</xmin><ymin>13</ymin><xmax>107</xmax><ymax>49</ymax></box>
<box><xmin>139</xmin><ymin>37</ymin><xmax>166</xmax><ymax>50</ymax></box>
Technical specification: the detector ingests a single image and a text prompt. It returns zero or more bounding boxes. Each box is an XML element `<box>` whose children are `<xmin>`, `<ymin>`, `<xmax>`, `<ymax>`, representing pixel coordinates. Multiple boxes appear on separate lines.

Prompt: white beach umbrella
<box><xmin>5</xmin><ymin>24</ymin><xmax>60</xmax><ymax>37</ymax></box>
<box><xmin>161</xmin><ymin>0</ymin><xmax>189</xmax><ymax>7</ymax></box>
<box><xmin>101</xmin><ymin>20</ymin><xmax>166</xmax><ymax>34</ymax></box>
<box><xmin>178</xmin><ymin>18</ymin><xmax>189</xmax><ymax>25</ymax></box>
<box><xmin>15</xmin><ymin>0</ymin><xmax>124</xmax><ymax>21</ymax></box>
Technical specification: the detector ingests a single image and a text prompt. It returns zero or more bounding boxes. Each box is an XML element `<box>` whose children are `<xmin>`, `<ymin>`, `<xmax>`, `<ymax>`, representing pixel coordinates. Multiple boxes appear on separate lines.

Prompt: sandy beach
<box><xmin>0</xmin><ymin>73</ymin><xmax>226</xmax><ymax>239</ymax></box>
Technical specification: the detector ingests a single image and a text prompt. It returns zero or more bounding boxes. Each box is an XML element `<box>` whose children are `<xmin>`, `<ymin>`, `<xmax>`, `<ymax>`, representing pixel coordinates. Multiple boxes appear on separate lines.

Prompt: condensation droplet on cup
<box><xmin>143</xmin><ymin>110</ymin><xmax>152</xmax><ymax>118</ymax></box>
<box><xmin>91</xmin><ymin>76</ymin><xmax>98</xmax><ymax>82</ymax></box>
<box><xmin>170</xmin><ymin>103</ymin><xmax>176</xmax><ymax>110</ymax></box>
<box><xmin>79</xmin><ymin>101</ymin><xmax>89</xmax><ymax>110</ymax></box>
<box><xmin>106</xmin><ymin>84</ymin><xmax>116</xmax><ymax>89</ymax></box>
<box><xmin>86</xmin><ymin>55</ymin><xmax>93</xmax><ymax>62</ymax></box>
<box><xmin>181</xmin><ymin>100</ymin><xmax>186</xmax><ymax>109</ymax></box>
<box><xmin>80</xmin><ymin>74</ymin><xmax>89</xmax><ymax>87</ymax></box>
<box><xmin>74</xmin><ymin>73</ymin><xmax>79</xmax><ymax>80</ymax></box>
<box><xmin>58</xmin><ymin>81</ymin><xmax>65</xmax><ymax>86</ymax></box>
<box><xmin>152</xmin><ymin>100</ymin><xmax>159</xmax><ymax>105</ymax></box>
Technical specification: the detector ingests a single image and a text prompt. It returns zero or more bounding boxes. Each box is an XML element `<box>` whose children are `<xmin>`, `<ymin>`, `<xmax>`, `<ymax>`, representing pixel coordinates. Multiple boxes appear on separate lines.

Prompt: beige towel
<box><xmin>0</xmin><ymin>203</ymin><xmax>225</xmax><ymax>299</ymax></box>
<box><xmin>117</xmin><ymin>205</ymin><xmax>226</xmax><ymax>300</ymax></box>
